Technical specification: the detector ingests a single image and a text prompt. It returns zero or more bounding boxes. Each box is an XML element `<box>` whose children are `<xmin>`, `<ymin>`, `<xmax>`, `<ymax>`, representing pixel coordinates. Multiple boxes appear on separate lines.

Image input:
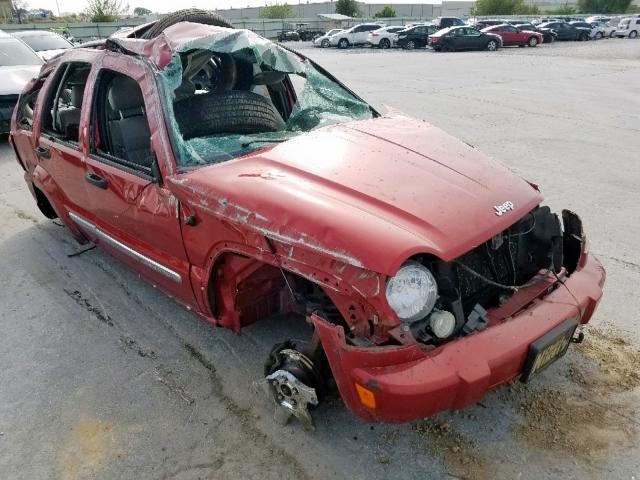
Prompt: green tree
<box><xmin>11</xmin><ymin>0</ymin><xmax>28</xmax><ymax>23</ymax></box>
<box><xmin>133</xmin><ymin>6</ymin><xmax>151</xmax><ymax>16</ymax></box>
<box><xmin>259</xmin><ymin>3</ymin><xmax>293</xmax><ymax>18</ymax></box>
<box><xmin>578</xmin><ymin>0</ymin><xmax>631</xmax><ymax>13</ymax></box>
<box><xmin>545</xmin><ymin>3</ymin><xmax>577</xmax><ymax>13</ymax></box>
<box><xmin>335</xmin><ymin>0</ymin><xmax>360</xmax><ymax>17</ymax></box>
<box><xmin>472</xmin><ymin>0</ymin><xmax>519</xmax><ymax>15</ymax></box>
<box><xmin>85</xmin><ymin>0</ymin><xmax>128</xmax><ymax>22</ymax></box>
<box><xmin>472</xmin><ymin>0</ymin><xmax>541</xmax><ymax>15</ymax></box>
<box><xmin>516</xmin><ymin>2</ymin><xmax>540</xmax><ymax>13</ymax></box>
<box><xmin>374</xmin><ymin>5</ymin><xmax>396</xmax><ymax>17</ymax></box>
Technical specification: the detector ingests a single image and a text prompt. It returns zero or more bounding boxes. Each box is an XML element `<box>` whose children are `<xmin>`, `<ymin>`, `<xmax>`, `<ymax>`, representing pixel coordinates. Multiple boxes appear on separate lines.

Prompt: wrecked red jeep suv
<box><xmin>9</xmin><ymin>11</ymin><xmax>605</xmax><ymax>429</ymax></box>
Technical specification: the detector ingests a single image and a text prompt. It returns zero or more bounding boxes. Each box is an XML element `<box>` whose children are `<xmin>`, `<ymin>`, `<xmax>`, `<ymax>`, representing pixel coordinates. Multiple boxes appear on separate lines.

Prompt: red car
<box><xmin>9</xmin><ymin>11</ymin><xmax>604</xmax><ymax>430</ymax></box>
<box><xmin>482</xmin><ymin>24</ymin><xmax>545</xmax><ymax>47</ymax></box>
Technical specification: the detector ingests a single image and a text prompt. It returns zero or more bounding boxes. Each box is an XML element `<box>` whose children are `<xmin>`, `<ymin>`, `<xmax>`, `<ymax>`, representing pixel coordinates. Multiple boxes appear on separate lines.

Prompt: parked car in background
<box><xmin>396</xmin><ymin>24</ymin><xmax>439</xmax><ymax>49</ymax></box>
<box><xmin>11</xmin><ymin>30</ymin><xmax>73</xmax><ymax>61</ymax></box>
<box><xmin>614</xmin><ymin>17</ymin><xmax>640</xmax><ymax>38</ymax></box>
<box><xmin>569</xmin><ymin>21</ymin><xmax>603</xmax><ymax>39</ymax></box>
<box><xmin>433</xmin><ymin>17</ymin><xmax>466</xmax><ymax>29</ymax></box>
<box><xmin>590</xmin><ymin>21</ymin><xmax>616</xmax><ymax>38</ymax></box>
<box><xmin>537</xmin><ymin>21</ymin><xmax>591</xmax><ymax>41</ymax></box>
<box><xmin>329</xmin><ymin>23</ymin><xmax>382</xmax><ymax>48</ymax></box>
<box><xmin>429</xmin><ymin>26</ymin><xmax>502</xmax><ymax>52</ymax></box>
<box><xmin>366</xmin><ymin>25</ymin><xmax>406</xmax><ymax>48</ymax></box>
<box><xmin>0</xmin><ymin>30</ymin><xmax>42</xmax><ymax>134</ymax></box>
<box><xmin>585</xmin><ymin>15</ymin><xmax>612</xmax><ymax>23</ymax></box>
<box><xmin>277</xmin><ymin>29</ymin><xmax>299</xmax><ymax>42</ymax></box>
<box><xmin>513</xmin><ymin>23</ymin><xmax>557</xmax><ymax>43</ymax></box>
<box><xmin>469</xmin><ymin>19</ymin><xmax>506</xmax><ymax>30</ymax></box>
<box><xmin>295</xmin><ymin>24</ymin><xmax>325</xmax><ymax>41</ymax></box>
<box><xmin>482</xmin><ymin>24</ymin><xmax>544</xmax><ymax>47</ymax></box>
<box><xmin>313</xmin><ymin>29</ymin><xmax>343</xmax><ymax>48</ymax></box>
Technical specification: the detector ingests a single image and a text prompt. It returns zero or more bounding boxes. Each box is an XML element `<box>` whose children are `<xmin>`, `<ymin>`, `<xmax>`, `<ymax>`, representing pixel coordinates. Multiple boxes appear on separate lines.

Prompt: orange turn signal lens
<box><xmin>355</xmin><ymin>383</ymin><xmax>376</xmax><ymax>409</ymax></box>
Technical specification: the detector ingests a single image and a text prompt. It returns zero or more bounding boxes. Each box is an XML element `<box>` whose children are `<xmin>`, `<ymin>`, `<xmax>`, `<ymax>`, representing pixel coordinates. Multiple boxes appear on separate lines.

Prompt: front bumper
<box><xmin>313</xmin><ymin>251</ymin><xmax>605</xmax><ymax>423</ymax></box>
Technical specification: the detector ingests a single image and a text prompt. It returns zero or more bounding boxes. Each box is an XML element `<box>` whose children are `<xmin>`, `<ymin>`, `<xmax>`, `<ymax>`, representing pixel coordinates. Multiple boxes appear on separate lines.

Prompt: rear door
<box><xmin>35</xmin><ymin>60</ymin><xmax>94</xmax><ymax>219</ymax></box>
<box><xmin>413</xmin><ymin>26</ymin><xmax>429</xmax><ymax>46</ymax></box>
<box><xmin>81</xmin><ymin>54</ymin><xmax>196</xmax><ymax>306</ymax></box>
<box><xmin>462</xmin><ymin>28</ymin><xmax>484</xmax><ymax>49</ymax></box>
<box><xmin>449</xmin><ymin>28</ymin><xmax>466</xmax><ymax>49</ymax></box>
<box><xmin>554</xmin><ymin>23</ymin><xmax>573</xmax><ymax>40</ymax></box>
<box><xmin>501</xmin><ymin>25</ymin><xmax>519</xmax><ymax>45</ymax></box>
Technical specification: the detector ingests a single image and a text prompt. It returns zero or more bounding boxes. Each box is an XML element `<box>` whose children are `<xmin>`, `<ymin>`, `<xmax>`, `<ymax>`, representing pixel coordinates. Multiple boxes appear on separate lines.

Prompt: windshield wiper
<box><xmin>241</xmin><ymin>139</ymin><xmax>290</xmax><ymax>148</ymax></box>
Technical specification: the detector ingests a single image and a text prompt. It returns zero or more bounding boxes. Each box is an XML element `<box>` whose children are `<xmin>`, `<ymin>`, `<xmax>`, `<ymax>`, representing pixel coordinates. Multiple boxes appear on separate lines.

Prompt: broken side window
<box><xmin>156</xmin><ymin>29</ymin><xmax>374</xmax><ymax>169</ymax></box>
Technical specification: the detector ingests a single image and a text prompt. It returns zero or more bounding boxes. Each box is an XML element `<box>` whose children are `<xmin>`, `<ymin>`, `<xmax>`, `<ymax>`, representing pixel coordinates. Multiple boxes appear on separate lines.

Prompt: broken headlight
<box><xmin>386</xmin><ymin>261</ymin><xmax>438</xmax><ymax>323</ymax></box>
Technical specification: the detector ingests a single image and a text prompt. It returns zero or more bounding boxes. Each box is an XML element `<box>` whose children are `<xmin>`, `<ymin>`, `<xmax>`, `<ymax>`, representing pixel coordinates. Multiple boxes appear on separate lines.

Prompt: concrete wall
<box><xmin>214</xmin><ymin>1</ymin><xmax>475</xmax><ymax>21</ymax></box>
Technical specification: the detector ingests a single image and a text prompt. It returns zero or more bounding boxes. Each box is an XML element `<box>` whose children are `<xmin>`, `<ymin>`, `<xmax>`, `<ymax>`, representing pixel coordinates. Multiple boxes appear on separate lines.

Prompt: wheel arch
<box><xmin>197</xmin><ymin>240</ymin><xmax>388</xmax><ymax>337</ymax></box>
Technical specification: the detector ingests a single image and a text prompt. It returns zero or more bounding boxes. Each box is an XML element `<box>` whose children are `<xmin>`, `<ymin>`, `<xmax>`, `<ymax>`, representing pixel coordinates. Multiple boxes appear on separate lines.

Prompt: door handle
<box><xmin>35</xmin><ymin>146</ymin><xmax>50</xmax><ymax>159</ymax></box>
<box><xmin>85</xmin><ymin>172</ymin><xmax>108</xmax><ymax>189</ymax></box>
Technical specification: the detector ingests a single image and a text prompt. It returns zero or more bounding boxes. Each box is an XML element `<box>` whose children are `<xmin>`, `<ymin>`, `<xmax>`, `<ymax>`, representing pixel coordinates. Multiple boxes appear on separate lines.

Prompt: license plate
<box><xmin>521</xmin><ymin>318</ymin><xmax>578</xmax><ymax>383</ymax></box>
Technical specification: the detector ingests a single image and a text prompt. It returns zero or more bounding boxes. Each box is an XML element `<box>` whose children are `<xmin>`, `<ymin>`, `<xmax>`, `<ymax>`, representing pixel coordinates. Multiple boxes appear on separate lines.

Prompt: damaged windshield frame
<box><xmin>151</xmin><ymin>33</ymin><xmax>378</xmax><ymax>172</ymax></box>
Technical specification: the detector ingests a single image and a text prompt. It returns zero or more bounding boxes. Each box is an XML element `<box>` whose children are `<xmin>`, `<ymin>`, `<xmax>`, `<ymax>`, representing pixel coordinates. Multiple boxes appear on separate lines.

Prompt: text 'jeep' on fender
<box><xmin>9</xmin><ymin>10</ymin><xmax>605</xmax><ymax>430</ymax></box>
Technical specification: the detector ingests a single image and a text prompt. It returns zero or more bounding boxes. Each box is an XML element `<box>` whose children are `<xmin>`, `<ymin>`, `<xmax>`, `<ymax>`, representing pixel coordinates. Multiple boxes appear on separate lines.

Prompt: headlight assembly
<box><xmin>385</xmin><ymin>261</ymin><xmax>438</xmax><ymax>323</ymax></box>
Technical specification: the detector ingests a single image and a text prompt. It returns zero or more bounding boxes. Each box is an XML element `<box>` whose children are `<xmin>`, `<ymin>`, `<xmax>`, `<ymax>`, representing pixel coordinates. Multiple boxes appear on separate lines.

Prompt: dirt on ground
<box><xmin>505</xmin><ymin>324</ymin><xmax>638</xmax><ymax>463</ymax></box>
<box><xmin>413</xmin><ymin>419</ymin><xmax>495</xmax><ymax>480</ymax></box>
<box><xmin>574</xmin><ymin>324</ymin><xmax>640</xmax><ymax>393</ymax></box>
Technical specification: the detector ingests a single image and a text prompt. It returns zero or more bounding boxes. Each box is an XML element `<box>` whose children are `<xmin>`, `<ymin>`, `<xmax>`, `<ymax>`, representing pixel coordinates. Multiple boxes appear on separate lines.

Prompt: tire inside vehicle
<box><xmin>173</xmin><ymin>90</ymin><xmax>285</xmax><ymax>140</ymax></box>
<box><xmin>141</xmin><ymin>9</ymin><xmax>233</xmax><ymax>39</ymax></box>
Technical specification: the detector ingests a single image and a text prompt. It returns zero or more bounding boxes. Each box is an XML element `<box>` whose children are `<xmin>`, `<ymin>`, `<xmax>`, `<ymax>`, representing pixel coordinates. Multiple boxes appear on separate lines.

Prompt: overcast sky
<box><xmin>34</xmin><ymin>0</ymin><xmax>443</xmax><ymax>16</ymax></box>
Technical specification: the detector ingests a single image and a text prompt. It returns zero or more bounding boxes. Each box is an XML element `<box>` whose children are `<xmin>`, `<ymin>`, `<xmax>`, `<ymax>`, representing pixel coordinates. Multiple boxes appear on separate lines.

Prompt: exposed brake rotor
<box><xmin>264</xmin><ymin>343</ymin><xmax>325</xmax><ymax>431</ymax></box>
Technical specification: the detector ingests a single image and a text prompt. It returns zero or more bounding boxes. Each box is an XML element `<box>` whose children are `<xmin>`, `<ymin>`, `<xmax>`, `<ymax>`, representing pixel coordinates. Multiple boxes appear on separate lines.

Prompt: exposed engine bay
<box><xmin>389</xmin><ymin>206</ymin><xmax>582</xmax><ymax>347</ymax></box>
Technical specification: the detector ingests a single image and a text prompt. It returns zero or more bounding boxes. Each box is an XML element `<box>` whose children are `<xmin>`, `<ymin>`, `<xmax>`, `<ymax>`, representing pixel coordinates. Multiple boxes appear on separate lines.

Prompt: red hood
<box><xmin>172</xmin><ymin>116</ymin><xmax>542</xmax><ymax>275</ymax></box>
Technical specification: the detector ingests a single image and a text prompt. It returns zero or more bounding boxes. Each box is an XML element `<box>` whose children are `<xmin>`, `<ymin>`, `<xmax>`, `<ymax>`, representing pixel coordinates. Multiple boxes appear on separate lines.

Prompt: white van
<box><xmin>615</xmin><ymin>17</ymin><xmax>640</xmax><ymax>38</ymax></box>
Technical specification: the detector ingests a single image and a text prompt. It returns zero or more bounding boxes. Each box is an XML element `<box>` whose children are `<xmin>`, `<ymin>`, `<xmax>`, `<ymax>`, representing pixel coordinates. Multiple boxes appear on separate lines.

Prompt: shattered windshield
<box><xmin>158</xmin><ymin>28</ymin><xmax>373</xmax><ymax>169</ymax></box>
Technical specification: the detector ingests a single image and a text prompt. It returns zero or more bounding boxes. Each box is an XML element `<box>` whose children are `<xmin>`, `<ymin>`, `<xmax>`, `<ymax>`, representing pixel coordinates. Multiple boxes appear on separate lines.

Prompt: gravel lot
<box><xmin>1</xmin><ymin>39</ymin><xmax>639</xmax><ymax>480</ymax></box>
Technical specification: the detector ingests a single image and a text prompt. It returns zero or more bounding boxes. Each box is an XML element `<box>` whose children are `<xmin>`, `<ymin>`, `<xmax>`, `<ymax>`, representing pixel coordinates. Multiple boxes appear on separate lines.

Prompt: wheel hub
<box><xmin>264</xmin><ymin>346</ymin><xmax>324</xmax><ymax>431</ymax></box>
<box><xmin>266</xmin><ymin>368</ymin><xmax>318</xmax><ymax>431</ymax></box>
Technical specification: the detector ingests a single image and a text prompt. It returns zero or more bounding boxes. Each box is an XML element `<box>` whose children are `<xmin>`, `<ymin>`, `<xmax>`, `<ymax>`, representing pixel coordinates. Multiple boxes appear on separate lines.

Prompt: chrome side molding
<box><xmin>68</xmin><ymin>211</ymin><xmax>182</xmax><ymax>283</ymax></box>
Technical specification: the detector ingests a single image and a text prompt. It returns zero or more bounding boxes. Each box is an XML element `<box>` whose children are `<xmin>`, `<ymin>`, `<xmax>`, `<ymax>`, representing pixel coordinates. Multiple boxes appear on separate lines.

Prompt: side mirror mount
<box><xmin>150</xmin><ymin>153</ymin><xmax>163</xmax><ymax>186</ymax></box>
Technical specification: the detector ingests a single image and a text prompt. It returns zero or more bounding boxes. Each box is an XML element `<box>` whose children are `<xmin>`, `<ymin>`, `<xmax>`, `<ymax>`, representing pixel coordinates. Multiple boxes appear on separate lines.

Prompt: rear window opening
<box><xmin>158</xmin><ymin>30</ymin><xmax>374</xmax><ymax>169</ymax></box>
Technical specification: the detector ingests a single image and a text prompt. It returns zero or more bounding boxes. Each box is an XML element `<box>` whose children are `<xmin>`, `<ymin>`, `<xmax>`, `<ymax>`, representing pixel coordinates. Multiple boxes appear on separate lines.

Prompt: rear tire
<box><xmin>528</xmin><ymin>36</ymin><xmax>538</xmax><ymax>47</ymax></box>
<box><xmin>173</xmin><ymin>91</ymin><xmax>284</xmax><ymax>140</ymax></box>
<box><xmin>380</xmin><ymin>38</ymin><xmax>391</xmax><ymax>49</ymax></box>
<box><xmin>141</xmin><ymin>9</ymin><xmax>233</xmax><ymax>39</ymax></box>
<box><xmin>486</xmin><ymin>40</ymin><xmax>498</xmax><ymax>51</ymax></box>
<box><xmin>609</xmin><ymin>31</ymin><xmax>615</xmax><ymax>38</ymax></box>
<box><xmin>442</xmin><ymin>44</ymin><xmax>455</xmax><ymax>52</ymax></box>
<box><xmin>406</xmin><ymin>40</ymin><xmax>416</xmax><ymax>50</ymax></box>
<box><xmin>338</xmin><ymin>38</ymin><xmax>349</xmax><ymax>49</ymax></box>
<box><xmin>595</xmin><ymin>31</ymin><xmax>603</xmax><ymax>39</ymax></box>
